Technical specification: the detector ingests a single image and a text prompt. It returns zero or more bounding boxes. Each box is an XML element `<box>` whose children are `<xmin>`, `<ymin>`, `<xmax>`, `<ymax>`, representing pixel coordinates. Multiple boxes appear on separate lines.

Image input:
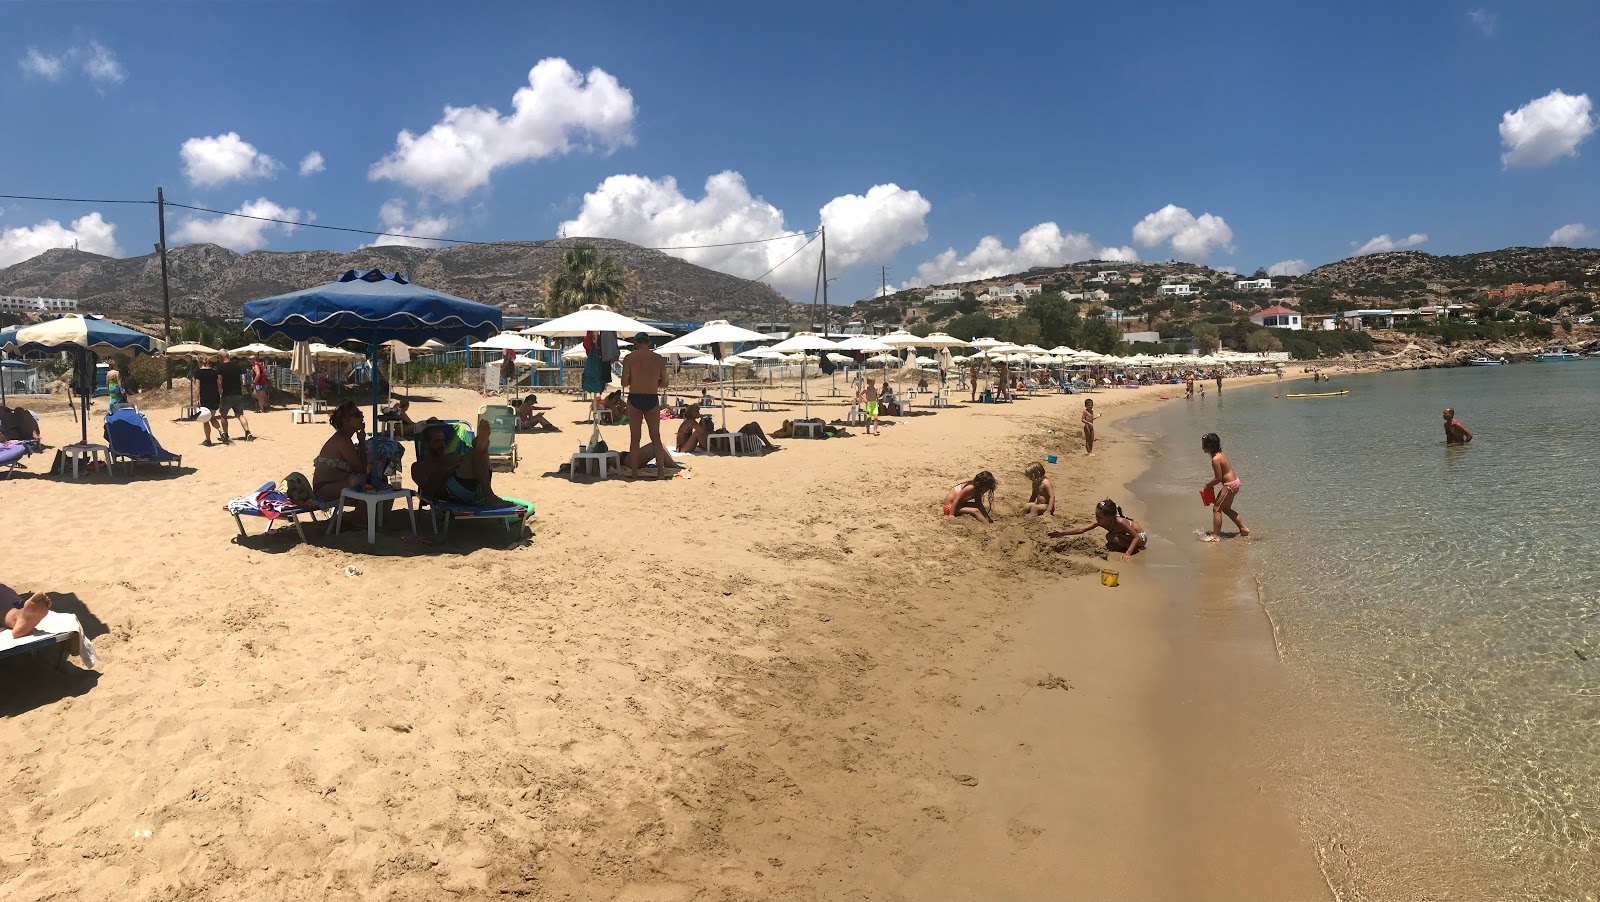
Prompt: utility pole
<box><xmin>157</xmin><ymin>186</ymin><xmax>173</xmax><ymax>389</ymax></box>
<box><xmin>820</xmin><ymin>226</ymin><xmax>829</xmax><ymax>336</ymax></box>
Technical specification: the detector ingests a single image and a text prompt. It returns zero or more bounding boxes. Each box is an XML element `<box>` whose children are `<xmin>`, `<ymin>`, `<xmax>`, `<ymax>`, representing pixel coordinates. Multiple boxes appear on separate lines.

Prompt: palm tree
<box><xmin>542</xmin><ymin>244</ymin><xmax>631</xmax><ymax>317</ymax></box>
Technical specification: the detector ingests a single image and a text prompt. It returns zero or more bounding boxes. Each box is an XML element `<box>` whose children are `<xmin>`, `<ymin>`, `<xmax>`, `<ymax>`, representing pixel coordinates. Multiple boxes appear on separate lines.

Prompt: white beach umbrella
<box><xmin>524</xmin><ymin>304</ymin><xmax>669</xmax><ymax>338</ymax></box>
<box><xmin>877</xmin><ymin>330</ymin><xmax>924</xmax><ymax>348</ymax></box>
<box><xmin>920</xmin><ymin>332</ymin><xmax>971</xmax><ymax>349</ymax></box>
<box><xmin>471</xmin><ymin>331</ymin><xmax>549</xmax><ymax>352</ymax></box>
<box><xmin>765</xmin><ymin>331</ymin><xmax>839</xmax><ymax>420</ymax></box>
<box><xmin>665</xmin><ymin>319</ymin><xmax>771</xmax><ymax>349</ymax></box>
<box><xmin>309</xmin><ymin>342</ymin><xmax>362</xmax><ymax>360</ymax></box>
<box><xmin>561</xmin><ymin>345</ymin><xmax>588</xmax><ymax>361</ymax></box>
<box><xmin>165</xmin><ymin>342</ymin><xmax>219</xmax><ymax>357</ymax></box>
<box><xmin>230</xmin><ymin>342</ymin><xmax>291</xmax><ymax>358</ymax></box>
<box><xmin>968</xmin><ymin>337</ymin><xmax>1006</xmax><ymax>350</ymax></box>
<box><xmin>832</xmin><ymin>335</ymin><xmax>894</xmax><ymax>353</ymax></box>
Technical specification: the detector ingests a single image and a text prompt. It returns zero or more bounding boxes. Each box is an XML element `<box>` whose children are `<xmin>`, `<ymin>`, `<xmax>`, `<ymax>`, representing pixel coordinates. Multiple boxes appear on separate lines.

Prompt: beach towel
<box><xmin>0</xmin><ymin>610</ymin><xmax>97</xmax><ymax>668</ymax></box>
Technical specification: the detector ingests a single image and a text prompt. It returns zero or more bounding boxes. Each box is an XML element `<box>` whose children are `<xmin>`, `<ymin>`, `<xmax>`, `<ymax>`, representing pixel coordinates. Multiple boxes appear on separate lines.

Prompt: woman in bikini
<box><xmin>1049</xmin><ymin>498</ymin><xmax>1146</xmax><ymax>560</ymax></box>
<box><xmin>941</xmin><ymin>471</ymin><xmax>996</xmax><ymax>523</ymax></box>
<box><xmin>313</xmin><ymin>401</ymin><xmax>368</xmax><ymax>502</ymax></box>
<box><xmin>1201</xmin><ymin>432</ymin><xmax>1249</xmax><ymax>542</ymax></box>
<box><xmin>675</xmin><ymin>404</ymin><xmax>711</xmax><ymax>453</ymax></box>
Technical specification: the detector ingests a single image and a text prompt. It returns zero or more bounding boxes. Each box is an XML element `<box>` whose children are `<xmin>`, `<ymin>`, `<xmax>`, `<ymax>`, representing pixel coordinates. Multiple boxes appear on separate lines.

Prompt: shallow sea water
<box><xmin>1130</xmin><ymin>362</ymin><xmax>1600</xmax><ymax>900</ymax></box>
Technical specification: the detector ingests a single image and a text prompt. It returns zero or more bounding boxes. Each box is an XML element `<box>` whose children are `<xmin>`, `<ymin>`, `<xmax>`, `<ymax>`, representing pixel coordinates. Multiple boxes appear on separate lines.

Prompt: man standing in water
<box><xmin>620</xmin><ymin>332</ymin><xmax>672</xmax><ymax>477</ymax></box>
<box><xmin>1443</xmin><ymin>407</ymin><xmax>1473</xmax><ymax>445</ymax></box>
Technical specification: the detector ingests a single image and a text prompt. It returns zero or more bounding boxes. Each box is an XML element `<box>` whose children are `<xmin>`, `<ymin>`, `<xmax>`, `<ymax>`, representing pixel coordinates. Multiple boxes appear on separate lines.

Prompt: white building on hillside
<box><xmin>1158</xmin><ymin>284</ymin><xmax>1196</xmax><ymax>296</ymax></box>
<box><xmin>923</xmin><ymin>288</ymin><xmax>959</xmax><ymax>302</ymax></box>
<box><xmin>0</xmin><ymin>295</ymin><xmax>79</xmax><ymax>313</ymax></box>
<box><xmin>1234</xmin><ymin>278</ymin><xmax>1273</xmax><ymax>291</ymax></box>
<box><xmin>1249</xmin><ymin>305</ymin><xmax>1302</xmax><ymax>330</ymax></box>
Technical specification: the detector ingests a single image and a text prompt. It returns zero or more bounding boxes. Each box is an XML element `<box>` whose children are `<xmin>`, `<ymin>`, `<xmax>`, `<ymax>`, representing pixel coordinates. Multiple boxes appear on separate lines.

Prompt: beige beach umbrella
<box><xmin>230</xmin><ymin>342</ymin><xmax>292</xmax><ymax>358</ymax></box>
<box><xmin>523</xmin><ymin>304</ymin><xmax>668</xmax><ymax>338</ymax></box>
<box><xmin>165</xmin><ymin>342</ymin><xmax>219</xmax><ymax>356</ymax></box>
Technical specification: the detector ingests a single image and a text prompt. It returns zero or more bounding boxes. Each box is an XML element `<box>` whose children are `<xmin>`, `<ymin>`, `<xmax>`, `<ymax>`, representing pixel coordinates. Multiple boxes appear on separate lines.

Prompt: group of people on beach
<box><xmin>940</xmin><ymin>427</ymin><xmax>1249</xmax><ymax>555</ymax></box>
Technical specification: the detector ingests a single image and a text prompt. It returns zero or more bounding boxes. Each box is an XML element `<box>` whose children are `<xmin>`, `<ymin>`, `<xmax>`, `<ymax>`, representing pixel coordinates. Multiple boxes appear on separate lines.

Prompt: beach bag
<box><xmin>367</xmin><ymin>436</ymin><xmax>406</xmax><ymax>480</ymax></box>
<box><xmin>281</xmin><ymin>472</ymin><xmax>315</xmax><ymax>507</ymax></box>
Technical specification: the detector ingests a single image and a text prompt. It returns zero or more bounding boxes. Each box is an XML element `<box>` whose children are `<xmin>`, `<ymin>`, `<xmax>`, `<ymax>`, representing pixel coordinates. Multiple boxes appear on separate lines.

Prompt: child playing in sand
<box><xmin>1022</xmin><ymin>462</ymin><xmax>1054</xmax><ymax>515</ymax></box>
<box><xmin>857</xmin><ymin>378</ymin><xmax>880</xmax><ymax>436</ymax></box>
<box><xmin>2</xmin><ymin>583</ymin><xmax>51</xmax><ymax>638</ymax></box>
<box><xmin>1201</xmin><ymin>432</ymin><xmax>1249</xmax><ymax>542</ymax></box>
<box><xmin>1082</xmin><ymin>398</ymin><xmax>1099</xmax><ymax>455</ymax></box>
<box><xmin>941</xmin><ymin>471</ymin><xmax>996</xmax><ymax>523</ymax></box>
<box><xmin>1049</xmin><ymin>499</ymin><xmax>1146</xmax><ymax>560</ymax></box>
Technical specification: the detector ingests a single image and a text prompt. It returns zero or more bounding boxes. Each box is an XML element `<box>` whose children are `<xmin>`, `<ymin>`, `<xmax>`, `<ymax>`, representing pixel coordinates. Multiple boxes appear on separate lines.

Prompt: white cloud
<box><xmin>181</xmin><ymin>133</ymin><xmax>281</xmax><ymax>187</ymax></box>
<box><xmin>172</xmin><ymin>198</ymin><xmax>304</xmax><ymax>253</ymax></box>
<box><xmin>16</xmin><ymin>42</ymin><xmax>124</xmax><ymax>85</ymax></box>
<box><xmin>0</xmin><ymin>212</ymin><xmax>122</xmax><ymax>267</ymax></box>
<box><xmin>1131</xmin><ymin>204</ymin><xmax>1235</xmax><ymax>259</ymax></box>
<box><xmin>559</xmin><ymin>172</ymin><xmax>930</xmax><ymax>296</ymax></box>
<box><xmin>908</xmin><ymin>223</ymin><xmax>1136</xmax><ymax>287</ymax></box>
<box><xmin>298</xmin><ymin>151</ymin><xmax>326</xmax><ymax>176</ymax></box>
<box><xmin>1468</xmin><ymin>8</ymin><xmax>1497</xmax><ymax>36</ymax></box>
<box><xmin>1547</xmin><ymin>223</ymin><xmax>1594</xmax><ymax>247</ymax></box>
<box><xmin>1499</xmin><ymin>90</ymin><xmax>1595</xmax><ymax>168</ymax></box>
<box><xmin>1267</xmin><ymin>259</ymin><xmax>1308</xmax><ymax>277</ymax></box>
<box><xmin>370</xmin><ymin>58</ymin><xmax>635</xmax><ymax>200</ymax></box>
<box><xmin>18</xmin><ymin>48</ymin><xmax>64</xmax><ymax>80</ymax></box>
<box><xmin>818</xmin><ymin>184</ymin><xmax>931</xmax><ymax>268</ymax></box>
<box><xmin>369</xmin><ymin>200</ymin><xmax>453</xmax><ymax>248</ymax></box>
<box><xmin>81</xmin><ymin>41</ymin><xmax>125</xmax><ymax>84</ymax></box>
<box><xmin>1353</xmin><ymin>233</ymin><xmax>1428</xmax><ymax>255</ymax></box>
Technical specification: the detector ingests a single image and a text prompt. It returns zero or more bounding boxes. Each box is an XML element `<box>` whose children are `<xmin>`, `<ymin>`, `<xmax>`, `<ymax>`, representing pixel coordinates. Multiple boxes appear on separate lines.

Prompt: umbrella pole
<box><xmin>368</xmin><ymin>345</ymin><xmax>380</xmax><ymax>437</ymax></box>
<box><xmin>80</xmin><ymin>350</ymin><xmax>90</xmax><ymax>446</ymax></box>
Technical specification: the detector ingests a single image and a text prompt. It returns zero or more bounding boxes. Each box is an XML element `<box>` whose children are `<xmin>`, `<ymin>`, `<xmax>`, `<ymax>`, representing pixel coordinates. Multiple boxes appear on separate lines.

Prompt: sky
<box><xmin>1</xmin><ymin>0</ymin><xmax>1597</xmax><ymax>304</ymax></box>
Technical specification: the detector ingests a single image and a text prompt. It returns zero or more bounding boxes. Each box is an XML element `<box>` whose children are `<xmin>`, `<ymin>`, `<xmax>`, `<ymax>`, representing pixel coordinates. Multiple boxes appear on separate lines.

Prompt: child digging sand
<box><xmin>1201</xmin><ymin>432</ymin><xmax>1249</xmax><ymax>542</ymax></box>
<box><xmin>941</xmin><ymin>471</ymin><xmax>996</xmax><ymax>523</ymax></box>
<box><xmin>1049</xmin><ymin>499</ymin><xmax>1146</xmax><ymax>560</ymax></box>
<box><xmin>1022</xmin><ymin>462</ymin><xmax>1055</xmax><ymax>515</ymax></box>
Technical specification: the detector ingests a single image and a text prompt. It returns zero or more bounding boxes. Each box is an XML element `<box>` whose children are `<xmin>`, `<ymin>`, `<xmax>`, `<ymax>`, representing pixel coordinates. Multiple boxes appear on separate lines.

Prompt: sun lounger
<box><xmin>0</xmin><ymin>610</ymin><xmax>95</xmax><ymax>670</ymax></box>
<box><xmin>225</xmin><ymin>481</ymin><xmax>327</xmax><ymax>543</ymax></box>
<box><xmin>1</xmin><ymin>439</ymin><xmax>34</xmax><ymax>478</ymax></box>
<box><xmin>478</xmin><ymin>404</ymin><xmax>519</xmax><ymax>470</ymax></box>
<box><xmin>104</xmin><ymin>407</ymin><xmax>182</xmax><ymax>475</ymax></box>
<box><xmin>418</xmin><ymin>495</ymin><xmax>532</xmax><ymax>539</ymax></box>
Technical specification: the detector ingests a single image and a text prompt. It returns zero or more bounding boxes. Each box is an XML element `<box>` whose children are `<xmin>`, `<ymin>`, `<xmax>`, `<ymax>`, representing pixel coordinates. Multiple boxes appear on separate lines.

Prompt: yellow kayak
<box><xmin>1286</xmin><ymin>390</ymin><xmax>1350</xmax><ymax>398</ymax></box>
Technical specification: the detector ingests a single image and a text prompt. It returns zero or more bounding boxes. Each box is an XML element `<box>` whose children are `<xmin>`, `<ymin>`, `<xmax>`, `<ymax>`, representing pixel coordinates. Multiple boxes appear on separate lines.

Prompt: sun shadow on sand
<box><xmin>232</xmin><ymin>525</ymin><xmax>531</xmax><ymax>556</ymax></box>
<box><xmin>0</xmin><ymin>660</ymin><xmax>100</xmax><ymax>716</ymax></box>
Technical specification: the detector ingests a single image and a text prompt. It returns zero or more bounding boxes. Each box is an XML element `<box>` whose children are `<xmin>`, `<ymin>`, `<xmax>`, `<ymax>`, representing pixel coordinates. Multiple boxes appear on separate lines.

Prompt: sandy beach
<box><xmin>1</xmin><ymin>373</ymin><xmax>1330</xmax><ymax>901</ymax></box>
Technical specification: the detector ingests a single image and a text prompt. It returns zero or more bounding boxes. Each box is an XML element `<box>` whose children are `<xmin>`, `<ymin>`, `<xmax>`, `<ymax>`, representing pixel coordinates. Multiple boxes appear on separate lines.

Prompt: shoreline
<box><xmin>2</xmin><ymin>372</ymin><xmax>1331</xmax><ymax>900</ymax></box>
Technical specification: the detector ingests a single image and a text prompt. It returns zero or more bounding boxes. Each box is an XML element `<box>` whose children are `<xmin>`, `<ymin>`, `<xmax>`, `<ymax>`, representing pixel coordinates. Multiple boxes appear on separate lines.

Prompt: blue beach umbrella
<box><xmin>2</xmin><ymin>314</ymin><xmax>167</xmax><ymax>445</ymax></box>
<box><xmin>242</xmin><ymin>269</ymin><xmax>501</xmax><ymax>430</ymax></box>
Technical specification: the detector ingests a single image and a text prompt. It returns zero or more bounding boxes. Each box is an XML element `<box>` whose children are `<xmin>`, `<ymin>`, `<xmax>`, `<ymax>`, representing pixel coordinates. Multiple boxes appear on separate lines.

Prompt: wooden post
<box><xmin>157</xmin><ymin>187</ymin><xmax>173</xmax><ymax>389</ymax></box>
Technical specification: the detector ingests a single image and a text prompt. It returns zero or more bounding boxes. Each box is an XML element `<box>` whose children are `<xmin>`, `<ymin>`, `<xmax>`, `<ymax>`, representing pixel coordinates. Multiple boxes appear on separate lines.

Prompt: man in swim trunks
<box><xmin>619</xmin><ymin>332</ymin><xmax>672</xmax><ymax>478</ymax></box>
<box><xmin>412</xmin><ymin>419</ymin><xmax>507</xmax><ymax>507</ymax></box>
<box><xmin>1443</xmin><ymin>407</ymin><xmax>1473</xmax><ymax>445</ymax></box>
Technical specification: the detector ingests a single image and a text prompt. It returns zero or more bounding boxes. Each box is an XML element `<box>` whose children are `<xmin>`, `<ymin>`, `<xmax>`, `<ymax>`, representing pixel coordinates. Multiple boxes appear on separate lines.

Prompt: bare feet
<box><xmin>1200</xmin><ymin>534</ymin><xmax>1220</xmax><ymax>543</ymax></box>
<box><xmin>1238</xmin><ymin>527</ymin><xmax>1251</xmax><ymax>537</ymax></box>
<box><xmin>10</xmin><ymin>591</ymin><xmax>52</xmax><ymax>637</ymax></box>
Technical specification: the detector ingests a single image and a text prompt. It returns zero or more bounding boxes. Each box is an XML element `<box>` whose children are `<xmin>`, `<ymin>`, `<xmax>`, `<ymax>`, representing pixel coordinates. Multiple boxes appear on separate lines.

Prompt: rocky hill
<box><xmin>0</xmin><ymin>238</ymin><xmax>793</xmax><ymax>325</ymax></box>
<box><xmin>1300</xmin><ymin>247</ymin><xmax>1600</xmax><ymax>288</ymax></box>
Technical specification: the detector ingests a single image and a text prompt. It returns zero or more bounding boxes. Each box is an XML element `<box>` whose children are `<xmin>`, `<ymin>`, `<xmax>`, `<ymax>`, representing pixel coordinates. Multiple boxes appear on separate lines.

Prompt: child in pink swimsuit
<box><xmin>1201</xmin><ymin>433</ymin><xmax>1249</xmax><ymax>542</ymax></box>
<box><xmin>941</xmin><ymin>471</ymin><xmax>996</xmax><ymax>523</ymax></box>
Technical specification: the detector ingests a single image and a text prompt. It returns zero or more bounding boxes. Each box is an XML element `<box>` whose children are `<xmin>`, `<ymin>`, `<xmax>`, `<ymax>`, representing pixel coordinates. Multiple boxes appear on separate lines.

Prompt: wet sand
<box><xmin>1</xmin><ymin>374</ymin><xmax>1328</xmax><ymax>900</ymax></box>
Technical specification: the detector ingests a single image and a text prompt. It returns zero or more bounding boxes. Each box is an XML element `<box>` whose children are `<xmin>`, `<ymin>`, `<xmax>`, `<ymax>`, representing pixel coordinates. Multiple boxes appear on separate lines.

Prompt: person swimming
<box><xmin>1049</xmin><ymin>499</ymin><xmax>1146</xmax><ymax>560</ymax></box>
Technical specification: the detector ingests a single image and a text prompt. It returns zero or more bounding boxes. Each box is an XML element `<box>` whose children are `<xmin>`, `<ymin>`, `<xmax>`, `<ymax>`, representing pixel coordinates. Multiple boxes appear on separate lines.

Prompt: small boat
<box><xmin>1286</xmin><ymin>390</ymin><xmax>1350</xmax><ymax>398</ymax></box>
<box><xmin>1533</xmin><ymin>346</ymin><xmax>1584</xmax><ymax>362</ymax></box>
<box><xmin>1467</xmin><ymin>357</ymin><xmax>1507</xmax><ymax>366</ymax></box>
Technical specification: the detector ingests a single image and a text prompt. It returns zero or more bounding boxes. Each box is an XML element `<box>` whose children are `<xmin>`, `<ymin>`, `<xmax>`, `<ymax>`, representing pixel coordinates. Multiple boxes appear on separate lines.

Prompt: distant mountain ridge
<box><xmin>0</xmin><ymin>238</ymin><xmax>794</xmax><ymax>325</ymax></box>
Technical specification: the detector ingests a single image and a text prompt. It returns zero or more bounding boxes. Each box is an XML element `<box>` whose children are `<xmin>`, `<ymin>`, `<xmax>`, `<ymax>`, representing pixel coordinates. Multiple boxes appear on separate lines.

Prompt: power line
<box><xmin>0</xmin><ymin>192</ymin><xmax>823</xmax><ymax>255</ymax></box>
<box><xmin>748</xmin><ymin>229</ymin><xmax>821</xmax><ymax>285</ymax></box>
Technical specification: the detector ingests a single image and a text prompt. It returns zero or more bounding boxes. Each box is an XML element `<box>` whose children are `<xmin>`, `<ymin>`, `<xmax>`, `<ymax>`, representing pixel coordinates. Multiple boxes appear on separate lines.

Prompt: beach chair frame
<box><xmin>229</xmin><ymin>481</ymin><xmax>326</xmax><ymax>544</ymax></box>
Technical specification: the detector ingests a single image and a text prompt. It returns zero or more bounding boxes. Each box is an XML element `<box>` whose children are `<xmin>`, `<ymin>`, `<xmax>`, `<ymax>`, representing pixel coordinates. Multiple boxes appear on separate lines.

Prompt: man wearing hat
<box><xmin>619</xmin><ymin>331</ymin><xmax>671</xmax><ymax>478</ymax></box>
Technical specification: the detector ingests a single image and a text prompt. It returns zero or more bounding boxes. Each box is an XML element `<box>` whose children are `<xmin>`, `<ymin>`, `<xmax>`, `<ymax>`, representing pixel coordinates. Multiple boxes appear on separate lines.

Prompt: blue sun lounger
<box><xmin>226</xmin><ymin>481</ymin><xmax>327</xmax><ymax>543</ymax></box>
<box><xmin>104</xmin><ymin>407</ymin><xmax>183</xmax><ymax>475</ymax></box>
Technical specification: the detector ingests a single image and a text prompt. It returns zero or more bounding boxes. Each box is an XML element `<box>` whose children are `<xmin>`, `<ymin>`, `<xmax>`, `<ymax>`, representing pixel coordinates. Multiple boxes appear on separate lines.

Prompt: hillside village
<box><xmin>852</xmin><ymin>248</ymin><xmax>1600</xmax><ymax>361</ymax></box>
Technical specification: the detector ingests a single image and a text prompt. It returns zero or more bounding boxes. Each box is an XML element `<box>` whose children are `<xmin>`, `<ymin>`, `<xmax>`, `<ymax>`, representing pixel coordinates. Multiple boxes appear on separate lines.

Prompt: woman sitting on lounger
<box><xmin>312</xmin><ymin>401</ymin><xmax>368</xmax><ymax>502</ymax></box>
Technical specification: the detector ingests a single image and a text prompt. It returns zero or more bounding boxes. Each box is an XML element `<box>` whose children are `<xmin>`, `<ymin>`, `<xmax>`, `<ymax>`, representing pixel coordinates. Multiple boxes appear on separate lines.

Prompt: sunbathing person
<box><xmin>736</xmin><ymin>421</ymin><xmax>780</xmax><ymax>452</ymax></box>
<box><xmin>514</xmin><ymin>395</ymin><xmax>555</xmax><ymax>430</ymax></box>
<box><xmin>0</xmin><ymin>404</ymin><xmax>42</xmax><ymax>444</ymax></box>
<box><xmin>412</xmin><ymin>419</ymin><xmax>508</xmax><ymax>506</ymax></box>
<box><xmin>2</xmin><ymin>583</ymin><xmax>52</xmax><ymax>639</ymax></box>
<box><xmin>676</xmin><ymin>404</ymin><xmax>711</xmax><ymax>452</ymax></box>
<box><xmin>312</xmin><ymin>401</ymin><xmax>368</xmax><ymax>502</ymax></box>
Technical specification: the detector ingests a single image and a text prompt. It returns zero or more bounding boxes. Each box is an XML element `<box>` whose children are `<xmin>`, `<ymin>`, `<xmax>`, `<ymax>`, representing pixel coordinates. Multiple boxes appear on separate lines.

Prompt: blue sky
<box><xmin>1</xmin><ymin>0</ymin><xmax>1597</xmax><ymax>302</ymax></box>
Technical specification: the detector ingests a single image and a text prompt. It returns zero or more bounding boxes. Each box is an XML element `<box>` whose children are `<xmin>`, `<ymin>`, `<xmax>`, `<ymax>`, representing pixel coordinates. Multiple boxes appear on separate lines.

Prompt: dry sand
<box><xmin>1</xmin><ymin>374</ymin><xmax>1329</xmax><ymax>901</ymax></box>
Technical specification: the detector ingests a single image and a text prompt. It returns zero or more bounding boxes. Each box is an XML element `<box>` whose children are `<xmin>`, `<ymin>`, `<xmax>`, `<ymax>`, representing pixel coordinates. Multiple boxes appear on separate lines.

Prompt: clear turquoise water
<box><xmin>1131</xmin><ymin>362</ymin><xmax>1600</xmax><ymax>899</ymax></box>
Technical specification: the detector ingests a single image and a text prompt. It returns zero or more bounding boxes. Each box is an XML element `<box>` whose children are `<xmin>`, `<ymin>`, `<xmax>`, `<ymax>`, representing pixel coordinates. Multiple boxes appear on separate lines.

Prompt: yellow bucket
<box><xmin>1101</xmin><ymin>569</ymin><xmax>1120</xmax><ymax>588</ymax></box>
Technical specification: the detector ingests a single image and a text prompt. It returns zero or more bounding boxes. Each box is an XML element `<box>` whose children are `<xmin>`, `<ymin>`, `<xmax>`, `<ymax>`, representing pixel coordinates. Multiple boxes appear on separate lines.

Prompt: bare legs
<box><xmin>1204</xmin><ymin>486</ymin><xmax>1248</xmax><ymax>541</ymax></box>
<box><xmin>5</xmin><ymin>591</ymin><xmax>51</xmax><ymax>638</ymax></box>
